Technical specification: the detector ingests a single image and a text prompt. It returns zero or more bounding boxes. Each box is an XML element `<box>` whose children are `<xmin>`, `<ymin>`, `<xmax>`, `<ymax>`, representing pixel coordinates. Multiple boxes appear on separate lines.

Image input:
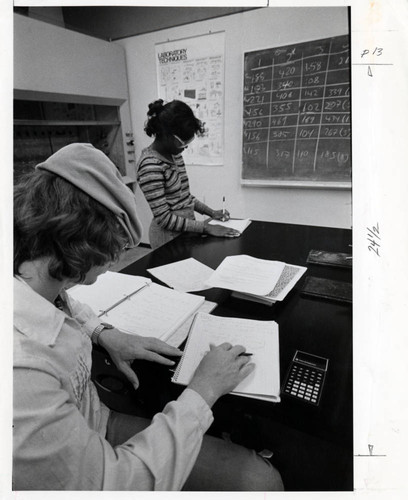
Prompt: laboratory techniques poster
<box><xmin>155</xmin><ymin>31</ymin><xmax>225</xmax><ymax>165</ymax></box>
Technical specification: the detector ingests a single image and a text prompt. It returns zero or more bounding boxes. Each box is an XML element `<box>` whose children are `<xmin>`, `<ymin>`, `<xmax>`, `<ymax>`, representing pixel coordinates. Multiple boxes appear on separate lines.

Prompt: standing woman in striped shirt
<box><xmin>136</xmin><ymin>99</ymin><xmax>240</xmax><ymax>249</ymax></box>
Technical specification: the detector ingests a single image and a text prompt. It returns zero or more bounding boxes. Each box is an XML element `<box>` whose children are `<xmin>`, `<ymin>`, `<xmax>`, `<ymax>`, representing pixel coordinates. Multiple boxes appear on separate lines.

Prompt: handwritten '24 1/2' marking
<box><xmin>367</xmin><ymin>223</ymin><xmax>380</xmax><ymax>257</ymax></box>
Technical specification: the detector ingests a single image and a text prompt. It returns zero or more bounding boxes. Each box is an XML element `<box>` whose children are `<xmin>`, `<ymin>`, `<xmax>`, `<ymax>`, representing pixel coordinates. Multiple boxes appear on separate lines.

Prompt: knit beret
<box><xmin>36</xmin><ymin>143</ymin><xmax>142</xmax><ymax>247</ymax></box>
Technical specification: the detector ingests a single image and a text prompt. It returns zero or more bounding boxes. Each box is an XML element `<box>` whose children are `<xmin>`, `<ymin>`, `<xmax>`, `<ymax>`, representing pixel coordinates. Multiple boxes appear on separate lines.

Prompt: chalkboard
<box><xmin>242</xmin><ymin>35</ymin><xmax>351</xmax><ymax>187</ymax></box>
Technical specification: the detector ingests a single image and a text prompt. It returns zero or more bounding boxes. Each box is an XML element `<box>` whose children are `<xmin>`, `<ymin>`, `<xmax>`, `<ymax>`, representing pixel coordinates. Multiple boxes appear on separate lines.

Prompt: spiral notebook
<box><xmin>172</xmin><ymin>312</ymin><xmax>281</xmax><ymax>402</ymax></box>
<box><xmin>67</xmin><ymin>271</ymin><xmax>205</xmax><ymax>342</ymax></box>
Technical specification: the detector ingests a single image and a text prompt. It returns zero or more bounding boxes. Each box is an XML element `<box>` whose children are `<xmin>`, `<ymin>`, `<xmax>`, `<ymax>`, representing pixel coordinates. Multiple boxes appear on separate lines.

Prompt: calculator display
<box><xmin>294</xmin><ymin>351</ymin><xmax>328</xmax><ymax>371</ymax></box>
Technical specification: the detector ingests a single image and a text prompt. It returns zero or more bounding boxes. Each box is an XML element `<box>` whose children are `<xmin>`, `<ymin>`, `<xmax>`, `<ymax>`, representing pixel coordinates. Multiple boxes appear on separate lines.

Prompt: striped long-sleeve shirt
<box><xmin>136</xmin><ymin>147</ymin><xmax>213</xmax><ymax>233</ymax></box>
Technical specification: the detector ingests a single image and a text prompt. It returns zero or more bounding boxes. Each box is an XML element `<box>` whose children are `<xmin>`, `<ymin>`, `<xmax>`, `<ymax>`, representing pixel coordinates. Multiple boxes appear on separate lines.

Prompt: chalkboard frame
<box><xmin>241</xmin><ymin>35</ymin><xmax>351</xmax><ymax>189</ymax></box>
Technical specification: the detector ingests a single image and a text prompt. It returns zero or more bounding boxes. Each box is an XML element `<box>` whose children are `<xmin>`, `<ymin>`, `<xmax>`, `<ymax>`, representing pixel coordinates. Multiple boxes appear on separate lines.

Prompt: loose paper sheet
<box><xmin>147</xmin><ymin>257</ymin><xmax>214</xmax><ymax>292</ymax></box>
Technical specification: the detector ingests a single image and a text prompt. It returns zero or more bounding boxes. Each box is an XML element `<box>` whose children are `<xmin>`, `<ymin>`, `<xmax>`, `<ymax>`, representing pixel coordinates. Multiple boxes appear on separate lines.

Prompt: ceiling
<box><xmin>15</xmin><ymin>6</ymin><xmax>259</xmax><ymax>41</ymax></box>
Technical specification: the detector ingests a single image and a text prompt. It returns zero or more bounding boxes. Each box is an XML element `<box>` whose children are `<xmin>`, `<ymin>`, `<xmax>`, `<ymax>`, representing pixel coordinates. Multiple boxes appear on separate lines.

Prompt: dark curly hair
<box><xmin>14</xmin><ymin>169</ymin><xmax>128</xmax><ymax>282</ymax></box>
<box><xmin>144</xmin><ymin>99</ymin><xmax>205</xmax><ymax>141</ymax></box>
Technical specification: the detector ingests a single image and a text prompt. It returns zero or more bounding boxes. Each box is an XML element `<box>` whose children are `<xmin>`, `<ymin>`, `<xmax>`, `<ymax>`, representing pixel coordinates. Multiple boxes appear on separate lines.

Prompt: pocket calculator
<box><xmin>282</xmin><ymin>350</ymin><xmax>329</xmax><ymax>405</ymax></box>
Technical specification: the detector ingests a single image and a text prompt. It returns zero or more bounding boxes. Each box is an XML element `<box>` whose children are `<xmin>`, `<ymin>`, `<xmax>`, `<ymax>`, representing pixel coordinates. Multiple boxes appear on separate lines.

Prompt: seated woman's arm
<box><xmin>65</xmin><ymin>291</ymin><xmax>182</xmax><ymax>390</ymax></box>
<box><xmin>13</xmin><ymin>358</ymin><xmax>213</xmax><ymax>491</ymax></box>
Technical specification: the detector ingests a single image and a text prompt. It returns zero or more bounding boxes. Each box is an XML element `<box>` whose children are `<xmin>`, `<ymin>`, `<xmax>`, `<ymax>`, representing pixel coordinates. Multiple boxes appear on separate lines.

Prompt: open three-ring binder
<box><xmin>67</xmin><ymin>271</ymin><xmax>207</xmax><ymax>343</ymax></box>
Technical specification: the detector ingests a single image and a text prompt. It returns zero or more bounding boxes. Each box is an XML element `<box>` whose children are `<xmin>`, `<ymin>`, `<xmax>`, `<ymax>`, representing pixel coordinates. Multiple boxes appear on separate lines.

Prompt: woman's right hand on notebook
<box><xmin>188</xmin><ymin>343</ymin><xmax>255</xmax><ymax>407</ymax></box>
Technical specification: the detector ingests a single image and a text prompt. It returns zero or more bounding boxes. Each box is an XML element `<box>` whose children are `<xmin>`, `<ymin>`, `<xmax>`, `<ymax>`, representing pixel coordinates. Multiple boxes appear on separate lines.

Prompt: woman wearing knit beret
<box><xmin>13</xmin><ymin>143</ymin><xmax>283</xmax><ymax>491</ymax></box>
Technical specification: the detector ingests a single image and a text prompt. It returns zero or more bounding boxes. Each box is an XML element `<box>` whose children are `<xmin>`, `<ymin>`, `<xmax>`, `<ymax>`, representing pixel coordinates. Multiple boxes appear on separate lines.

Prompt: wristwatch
<box><xmin>91</xmin><ymin>322</ymin><xmax>114</xmax><ymax>345</ymax></box>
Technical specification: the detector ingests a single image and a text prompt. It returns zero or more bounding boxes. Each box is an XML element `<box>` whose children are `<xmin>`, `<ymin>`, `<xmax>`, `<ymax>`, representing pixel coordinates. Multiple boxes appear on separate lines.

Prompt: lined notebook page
<box><xmin>173</xmin><ymin>312</ymin><xmax>280</xmax><ymax>398</ymax></box>
<box><xmin>67</xmin><ymin>271</ymin><xmax>151</xmax><ymax>316</ymax></box>
<box><xmin>101</xmin><ymin>283</ymin><xmax>205</xmax><ymax>341</ymax></box>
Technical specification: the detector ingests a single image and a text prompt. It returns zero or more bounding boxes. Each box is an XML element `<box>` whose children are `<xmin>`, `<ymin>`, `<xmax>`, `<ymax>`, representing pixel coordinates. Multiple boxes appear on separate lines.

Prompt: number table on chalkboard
<box><xmin>242</xmin><ymin>35</ymin><xmax>351</xmax><ymax>187</ymax></box>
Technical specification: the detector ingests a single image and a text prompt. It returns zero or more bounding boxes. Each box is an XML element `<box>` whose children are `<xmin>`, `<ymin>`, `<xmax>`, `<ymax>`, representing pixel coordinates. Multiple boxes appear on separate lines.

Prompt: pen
<box><xmin>239</xmin><ymin>352</ymin><xmax>253</xmax><ymax>357</ymax></box>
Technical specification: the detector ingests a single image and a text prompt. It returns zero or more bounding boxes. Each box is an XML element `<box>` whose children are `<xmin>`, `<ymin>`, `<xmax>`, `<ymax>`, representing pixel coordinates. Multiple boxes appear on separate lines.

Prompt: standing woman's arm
<box><xmin>137</xmin><ymin>160</ymin><xmax>205</xmax><ymax>233</ymax></box>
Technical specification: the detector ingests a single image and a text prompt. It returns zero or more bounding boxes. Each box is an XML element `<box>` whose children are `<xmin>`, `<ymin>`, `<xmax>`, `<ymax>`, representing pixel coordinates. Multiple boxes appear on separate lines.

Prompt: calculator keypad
<box><xmin>283</xmin><ymin>363</ymin><xmax>324</xmax><ymax>405</ymax></box>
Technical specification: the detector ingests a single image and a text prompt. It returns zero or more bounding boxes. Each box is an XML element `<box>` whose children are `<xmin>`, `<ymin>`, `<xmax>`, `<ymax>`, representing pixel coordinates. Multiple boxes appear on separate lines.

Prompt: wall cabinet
<box><xmin>13</xmin><ymin>98</ymin><xmax>134</xmax><ymax>183</ymax></box>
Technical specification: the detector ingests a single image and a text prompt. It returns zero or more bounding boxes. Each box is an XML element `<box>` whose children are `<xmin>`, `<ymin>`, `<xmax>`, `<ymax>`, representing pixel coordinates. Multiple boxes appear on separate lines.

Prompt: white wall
<box><xmin>14</xmin><ymin>13</ymin><xmax>134</xmax><ymax>178</ymax></box>
<box><xmin>14</xmin><ymin>14</ymin><xmax>129</xmax><ymax>100</ymax></box>
<box><xmin>118</xmin><ymin>7</ymin><xmax>352</xmax><ymax>243</ymax></box>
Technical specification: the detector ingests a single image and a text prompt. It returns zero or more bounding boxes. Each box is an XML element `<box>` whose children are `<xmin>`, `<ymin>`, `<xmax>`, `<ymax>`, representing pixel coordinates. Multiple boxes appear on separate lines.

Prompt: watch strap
<box><xmin>91</xmin><ymin>322</ymin><xmax>114</xmax><ymax>345</ymax></box>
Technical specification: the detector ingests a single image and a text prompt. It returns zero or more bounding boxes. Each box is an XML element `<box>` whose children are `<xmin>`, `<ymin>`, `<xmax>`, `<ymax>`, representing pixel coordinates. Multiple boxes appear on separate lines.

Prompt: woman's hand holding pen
<box><xmin>212</xmin><ymin>209</ymin><xmax>230</xmax><ymax>222</ymax></box>
<box><xmin>98</xmin><ymin>328</ymin><xmax>182</xmax><ymax>390</ymax></box>
<box><xmin>188</xmin><ymin>343</ymin><xmax>254</xmax><ymax>408</ymax></box>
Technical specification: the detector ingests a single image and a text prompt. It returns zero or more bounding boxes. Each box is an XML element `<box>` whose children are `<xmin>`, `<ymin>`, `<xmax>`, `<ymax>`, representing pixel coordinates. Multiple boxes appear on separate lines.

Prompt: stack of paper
<box><xmin>205</xmin><ymin>255</ymin><xmax>286</xmax><ymax>296</ymax></box>
<box><xmin>231</xmin><ymin>263</ymin><xmax>307</xmax><ymax>306</ymax></box>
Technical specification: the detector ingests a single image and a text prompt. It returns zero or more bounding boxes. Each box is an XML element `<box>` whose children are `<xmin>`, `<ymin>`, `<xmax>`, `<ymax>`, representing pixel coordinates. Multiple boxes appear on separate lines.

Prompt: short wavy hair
<box><xmin>14</xmin><ymin>169</ymin><xmax>128</xmax><ymax>282</ymax></box>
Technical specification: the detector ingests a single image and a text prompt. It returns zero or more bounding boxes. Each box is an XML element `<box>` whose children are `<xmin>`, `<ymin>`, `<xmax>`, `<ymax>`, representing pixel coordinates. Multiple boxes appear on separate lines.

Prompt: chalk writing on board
<box><xmin>242</xmin><ymin>35</ymin><xmax>351</xmax><ymax>186</ymax></box>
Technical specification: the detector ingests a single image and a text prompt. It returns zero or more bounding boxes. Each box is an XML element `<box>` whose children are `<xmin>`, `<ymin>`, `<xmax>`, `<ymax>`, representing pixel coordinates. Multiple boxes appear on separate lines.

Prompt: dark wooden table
<box><xmin>93</xmin><ymin>221</ymin><xmax>353</xmax><ymax>491</ymax></box>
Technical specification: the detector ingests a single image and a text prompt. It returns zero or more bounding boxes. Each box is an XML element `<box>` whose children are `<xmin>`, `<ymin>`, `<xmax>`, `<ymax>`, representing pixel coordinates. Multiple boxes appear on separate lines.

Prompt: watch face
<box><xmin>101</xmin><ymin>323</ymin><xmax>114</xmax><ymax>329</ymax></box>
